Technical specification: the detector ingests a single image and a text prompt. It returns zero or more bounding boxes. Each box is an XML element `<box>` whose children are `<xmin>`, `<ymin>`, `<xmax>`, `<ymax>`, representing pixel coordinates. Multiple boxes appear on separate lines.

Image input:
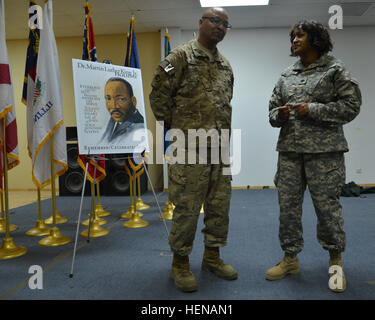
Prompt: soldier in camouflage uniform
<box><xmin>266</xmin><ymin>20</ymin><xmax>361</xmax><ymax>292</ymax></box>
<box><xmin>149</xmin><ymin>7</ymin><xmax>237</xmax><ymax>292</ymax></box>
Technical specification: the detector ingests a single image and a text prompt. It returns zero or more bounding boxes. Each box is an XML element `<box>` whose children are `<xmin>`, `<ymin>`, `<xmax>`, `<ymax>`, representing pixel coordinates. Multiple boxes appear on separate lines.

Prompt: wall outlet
<box><xmin>356</xmin><ymin>168</ymin><xmax>362</xmax><ymax>174</ymax></box>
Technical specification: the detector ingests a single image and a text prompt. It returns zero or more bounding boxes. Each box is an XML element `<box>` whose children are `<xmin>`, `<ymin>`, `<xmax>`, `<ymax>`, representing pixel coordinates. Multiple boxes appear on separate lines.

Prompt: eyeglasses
<box><xmin>202</xmin><ymin>16</ymin><xmax>232</xmax><ymax>30</ymax></box>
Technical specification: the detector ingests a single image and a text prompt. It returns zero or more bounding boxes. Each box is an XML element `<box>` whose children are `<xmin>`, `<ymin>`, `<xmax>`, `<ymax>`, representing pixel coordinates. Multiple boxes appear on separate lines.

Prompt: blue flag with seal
<box><xmin>124</xmin><ymin>16</ymin><xmax>140</xmax><ymax>68</ymax></box>
<box><xmin>22</xmin><ymin>1</ymin><xmax>40</xmax><ymax>107</ymax></box>
<box><xmin>123</xmin><ymin>16</ymin><xmax>144</xmax><ymax>178</ymax></box>
<box><xmin>22</xmin><ymin>1</ymin><xmax>40</xmax><ymax>162</ymax></box>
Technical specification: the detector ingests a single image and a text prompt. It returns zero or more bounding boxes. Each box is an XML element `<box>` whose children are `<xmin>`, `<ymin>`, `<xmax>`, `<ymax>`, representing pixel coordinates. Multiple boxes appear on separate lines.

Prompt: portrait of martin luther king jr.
<box><xmin>99</xmin><ymin>77</ymin><xmax>145</xmax><ymax>145</ymax></box>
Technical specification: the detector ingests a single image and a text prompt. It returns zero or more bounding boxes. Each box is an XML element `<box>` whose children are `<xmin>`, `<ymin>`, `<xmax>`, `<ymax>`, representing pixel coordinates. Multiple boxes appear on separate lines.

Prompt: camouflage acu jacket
<box><xmin>149</xmin><ymin>39</ymin><xmax>233</xmax><ymax>148</ymax></box>
<box><xmin>269</xmin><ymin>54</ymin><xmax>361</xmax><ymax>153</ymax></box>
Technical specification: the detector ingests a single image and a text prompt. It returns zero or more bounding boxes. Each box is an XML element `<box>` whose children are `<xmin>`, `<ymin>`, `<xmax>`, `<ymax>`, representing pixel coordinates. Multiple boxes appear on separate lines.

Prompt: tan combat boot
<box><xmin>329</xmin><ymin>251</ymin><xmax>346</xmax><ymax>293</ymax></box>
<box><xmin>266</xmin><ymin>253</ymin><xmax>299</xmax><ymax>280</ymax></box>
<box><xmin>171</xmin><ymin>254</ymin><xmax>197</xmax><ymax>292</ymax></box>
<box><xmin>201</xmin><ymin>247</ymin><xmax>238</xmax><ymax>280</ymax></box>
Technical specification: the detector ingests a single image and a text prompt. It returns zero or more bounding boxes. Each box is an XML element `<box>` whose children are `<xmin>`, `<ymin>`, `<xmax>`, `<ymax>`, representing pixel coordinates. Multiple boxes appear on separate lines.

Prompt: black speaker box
<box><xmin>66</xmin><ymin>126</ymin><xmax>78</xmax><ymax>141</ymax></box>
<box><xmin>59</xmin><ymin>127</ymin><xmax>148</xmax><ymax>196</ymax></box>
<box><xmin>59</xmin><ymin>142</ymin><xmax>91</xmax><ymax>196</ymax></box>
<box><xmin>101</xmin><ymin>154</ymin><xmax>148</xmax><ymax>196</ymax></box>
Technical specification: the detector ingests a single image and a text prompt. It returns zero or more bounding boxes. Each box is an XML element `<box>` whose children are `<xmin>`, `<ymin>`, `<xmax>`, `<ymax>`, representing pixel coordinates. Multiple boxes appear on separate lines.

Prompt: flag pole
<box><xmin>43</xmin><ymin>0</ymin><xmax>67</xmax><ymax>226</ymax></box>
<box><xmin>25</xmin><ymin>187</ymin><xmax>51</xmax><ymax>236</ymax></box>
<box><xmin>161</xmin><ymin>30</ymin><xmax>173</xmax><ymax>220</ymax></box>
<box><xmin>80</xmin><ymin>155</ymin><xmax>109</xmax><ymax>239</ymax></box>
<box><xmin>120</xmin><ymin>171</ymin><xmax>134</xmax><ymax>219</ymax></box>
<box><xmin>81</xmin><ymin>182</ymin><xmax>107</xmax><ymax>226</ymax></box>
<box><xmin>44</xmin><ymin>180</ymin><xmax>68</xmax><ymax>224</ymax></box>
<box><xmin>120</xmin><ymin>158</ymin><xmax>143</xmax><ymax>219</ymax></box>
<box><xmin>95</xmin><ymin>182</ymin><xmax>110</xmax><ymax>217</ymax></box>
<box><xmin>0</xmin><ymin>191</ymin><xmax>4</xmax><ymax>232</ymax></box>
<box><xmin>123</xmin><ymin>170</ymin><xmax>149</xmax><ymax>229</ymax></box>
<box><xmin>135</xmin><ymin>174</ymin><xmax>150</xmax><ymax>210</ymax></box>
<box><xmin>39</xmin><ymin>134</ymin><xmax>71</xmax><ymax>247</ymax></box>
<box><xmin>161</xmin><ymin>156</ymin><xmax>174</xmax><ymax>220</ymax></box>
<box><xmin>0</xmin><ymin>117</ymin><xmax>27</xmax><ymax>259</ymax></box>
<box><xmin>0</xmin><ymin>186</ymin><xmax>18</xmax><ymax>233</ymax></box>
<box><xmin>44</xmin><ymin>206</ymin><xmax>68</xmax><ymax>224</ymax></box>
<box><xmin>50</xmin><ymin>136</ymin><xmax>57</xmax><ymax>226</ymax></box>
<box><xmin>161</xmin><ymin>152</ymin><xmax>174</xmax><ymax>220</ymax></box>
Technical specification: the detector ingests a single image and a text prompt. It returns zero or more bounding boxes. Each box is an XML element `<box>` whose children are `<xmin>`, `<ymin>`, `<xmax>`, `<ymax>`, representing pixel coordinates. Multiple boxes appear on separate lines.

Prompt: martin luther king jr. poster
<box><xmin>72</xmin><ymin>59</ymin><xmax>149</xmax><ymax>155</ymax></box>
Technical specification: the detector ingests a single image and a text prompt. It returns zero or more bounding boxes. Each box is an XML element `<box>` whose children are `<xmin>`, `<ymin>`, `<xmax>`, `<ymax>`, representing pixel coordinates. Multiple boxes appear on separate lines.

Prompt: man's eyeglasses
<box><xmin>202</xmin><ymin>16</ymin><xmax>232</xmax><ymax>30</ymax></box>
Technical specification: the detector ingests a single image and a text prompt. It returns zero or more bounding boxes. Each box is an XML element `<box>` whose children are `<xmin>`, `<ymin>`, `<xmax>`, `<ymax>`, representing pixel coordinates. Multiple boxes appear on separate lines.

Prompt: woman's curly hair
<box><xmin>289</xmin><ymin>20</ymin><xmax>333</xmax><ymax>57</ymax></box>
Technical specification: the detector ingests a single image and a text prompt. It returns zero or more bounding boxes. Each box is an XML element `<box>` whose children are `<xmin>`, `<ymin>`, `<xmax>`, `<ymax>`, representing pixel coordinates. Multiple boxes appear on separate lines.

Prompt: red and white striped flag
<box><xmin>0</xmin><ymin>0</ymin><xmax>20</xmax><ymax>191</ymax></box>
<box><xmin>77</xmin><ymin>2</ymin><xmax>106</xmax><ymax>183</ymax></box>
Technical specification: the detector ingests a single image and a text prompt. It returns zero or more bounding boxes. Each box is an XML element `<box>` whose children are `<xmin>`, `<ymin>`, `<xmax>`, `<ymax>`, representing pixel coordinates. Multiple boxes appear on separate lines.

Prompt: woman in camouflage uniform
<box><xmin>266</xmin><ymin>20</ymin><xmax>361</xmax><ymax>293</ymax></box>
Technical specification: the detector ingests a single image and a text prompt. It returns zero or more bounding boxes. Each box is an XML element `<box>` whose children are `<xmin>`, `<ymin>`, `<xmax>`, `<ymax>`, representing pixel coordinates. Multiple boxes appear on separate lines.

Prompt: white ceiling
<box><xmin>3</xmin><ymin>0</ymin><xmax>375</xmax><ymax>40</ymax></box>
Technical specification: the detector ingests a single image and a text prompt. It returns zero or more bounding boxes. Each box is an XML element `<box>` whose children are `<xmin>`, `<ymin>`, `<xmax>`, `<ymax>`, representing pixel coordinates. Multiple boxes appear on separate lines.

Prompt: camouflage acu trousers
<box><xmin>274</xmin><ymin>152</ymin><xmax>346</xmax><ymax>254</ymax></box>
<box><xmin>168</xmin><ymin>151</ymin><xmax>232</xmax><ymax>256</ymax></box>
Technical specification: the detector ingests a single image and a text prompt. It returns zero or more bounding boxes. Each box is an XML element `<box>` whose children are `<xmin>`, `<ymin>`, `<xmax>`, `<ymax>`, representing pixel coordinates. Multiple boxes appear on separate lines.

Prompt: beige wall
<box><xmin>6</xmin><ymin>32</ymin><xmax>163</xmax><ymax>191</ymax></box>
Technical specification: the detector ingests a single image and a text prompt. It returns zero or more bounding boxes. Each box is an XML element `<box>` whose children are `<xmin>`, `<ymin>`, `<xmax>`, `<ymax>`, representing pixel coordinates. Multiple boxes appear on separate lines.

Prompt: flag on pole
<box><xmin>82</xmin><ymin>3</ymin><xmax>97</xmax><ymax>62</ymax></box>
<box><xmin>28</xmin><ymin>0</ymin><xmax>67</xmax><ymax>188</ymax></box>
<box><xmin>161</xmin><ymin>29</ymin><xmax>173</xmax><ymax>191</ymax></box>
<box><xmin>22</xmin><ymin>1</ymin><xmax>40</xmax><ymax>161</ymax></box>
<box><xmin>77</xmin><ymin>2</ymin><xmax>106</xmax><ymax>183</ymax></box>
<box><xmin>0</xmin><ymin>0</ymin><xmax>20</xmax><ymax>191</ymax></box>
<box><xmin>22</xmin><ymin>1</ymin><xmax>40</xmax><ymax>107</ymax></box>
<box><xmin>164</xmin><ymin>31</ymin><xmax>171</xmax><ymax>59</ymax></box>
<box><xmin>163</xmin><ymin>30</ymin><xmax>171</xmax><ymax>157</ymax></box>
<box><xmin>124</xmin><ymin>16</ymin><xmax>140</xmax><ymax>68</ymax></box>
<box><xmin>124</xmin><ymin>154</ymin><xmax>144</xmax><ymax>178</ymax></box>
<box><xmin>123</xmin><ymin>15</ymin><xmax>144</xmax><ymax>178</ymax></box>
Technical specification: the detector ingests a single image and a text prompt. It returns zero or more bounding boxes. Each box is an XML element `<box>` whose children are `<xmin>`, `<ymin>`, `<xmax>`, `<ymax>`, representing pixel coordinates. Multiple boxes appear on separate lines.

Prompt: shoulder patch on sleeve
<box><xmin>159</xmin><ymin>59</ymin><xmax>175</xmax><ymax>73</ymax></box>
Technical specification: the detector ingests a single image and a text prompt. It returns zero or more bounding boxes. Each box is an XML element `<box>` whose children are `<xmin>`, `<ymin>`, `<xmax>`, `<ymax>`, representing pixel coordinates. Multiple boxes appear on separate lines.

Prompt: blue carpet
<box><xmin>0</xmin><ymin>189</ymin><xmax>374</xmax><ymax>300</ymax></box>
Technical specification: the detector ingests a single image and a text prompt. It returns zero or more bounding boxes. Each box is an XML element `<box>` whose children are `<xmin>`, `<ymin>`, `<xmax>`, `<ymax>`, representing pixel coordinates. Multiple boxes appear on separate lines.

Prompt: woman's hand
<box><xmin>278</xmin><ymin>104</ymin><xmax>291</xmax><ymax>120</ymax></box>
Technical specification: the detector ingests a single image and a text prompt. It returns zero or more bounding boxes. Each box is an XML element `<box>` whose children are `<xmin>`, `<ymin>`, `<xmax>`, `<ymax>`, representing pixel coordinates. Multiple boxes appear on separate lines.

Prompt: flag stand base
<box><xmin>80</xmin><ymin>219</ymin><xmax>109</xmax><ymax>238</ymax></box>
<box><xmin>0</xmin><ymin>218</ymin><xmax>18</xmax><ymax>233</ymax></box>
<box><xmin>82</xmin><ymin>214</ymin><xmax>107</xmax><ymax>226</ymax></box>
<box><xmin>39</xmin><ymin>227</ymin><xmax>72</xmax><ymax>247</ymax></box>
<box><xmin>45</xmin><ymin>210</ymin><xmax>68</xmax><ymax>224</ymax></box>
<box><xmin>25</xmin><ymin>219</ymin><xmax>51</xmax><ymax>236</ymax></box>
<box><xmin>0</xmin><ymin>237</ymin><xmax>27</xmax><ymax>260</ymax></box>
<box><xmin>123</xmin><ymin>212</ymin><xmax>149</xmax><ymax>228</ymax></box>
<box><xmin>136</xmin><ymin>198</ymin><xmax>150</xmax><ymax>210</ymax></box>
<box><xmin>95</xmin><ymin>204</ymin><xmax>110</xmax><ymax>217</ymax></box>
<box><xmin>121</xmin><ymin>204</ymin><xmax>143</xmax><ymax>219</ymax></box>
<box><xmin>159</xmin><ymin>202</ymin><xmax>173</xmax><ymax>220</ymax></box>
